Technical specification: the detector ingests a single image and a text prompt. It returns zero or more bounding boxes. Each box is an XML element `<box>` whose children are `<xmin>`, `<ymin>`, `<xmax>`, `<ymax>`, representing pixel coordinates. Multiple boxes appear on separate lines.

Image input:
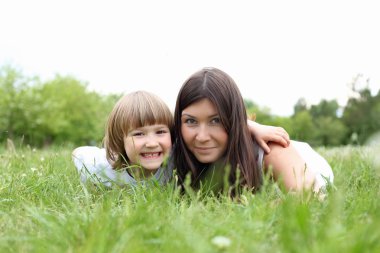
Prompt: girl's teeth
<box><xmin>142</xmin><ymin>153</ymin><xmax>160</xmax><ymax>158</ymax></box>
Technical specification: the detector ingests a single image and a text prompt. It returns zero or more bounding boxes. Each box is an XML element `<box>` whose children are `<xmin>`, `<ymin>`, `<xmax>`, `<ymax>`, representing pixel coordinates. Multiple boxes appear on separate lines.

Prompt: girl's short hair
<box><xmin>104</xmin><ymin>91</ymin><xmax>173</xmax><ymax>169</ymax></box>
<box><xmin>173</xmin><ymin>67</ymin><xmax>262</xmax><ymax>192</ymax></box>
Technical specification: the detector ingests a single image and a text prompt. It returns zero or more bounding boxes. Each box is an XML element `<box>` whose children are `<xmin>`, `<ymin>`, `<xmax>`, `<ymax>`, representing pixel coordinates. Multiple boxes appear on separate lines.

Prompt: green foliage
<box><xmin>244</xmin><ymin>99</ymin><xmax>295</xmax><ymax>137</ymax></box>
<box><xmin>293</xmin><ymin>97</ymin><xmax>308</xmax><ymax>114</ymax></box>
<box><xmin>291</xmin><ymin>110</ymin><xmax>316</xmax><ymax>142</ymax></box>
<box><xmin>307</xmin><ymin>99</ymin><xmax>347</xmax><ymax>146</ymax></box>
<box><xmin>244</xmin><ymin>99</ymin><xmax>272</xmax><ymax>122</ymax></box>
<box><xmin>1</xmin><ymin>64</ymin><xmax>379</xmax><ymax>147</ymax></box>
<box><xmin>310</xmin><ymin>99</ymin><xmax>339</xmax><ymax>119</ymax></box>
<box><xmin>1</xmin><ymin>146</ymin><xmax>380</xmax><ymax>252</ymax></box>
<box><xmin>313</xmin><ymin>116</ymin><xmax>347</xmax><ymax>146</ymax></box>
<box><xmin>33</xmin><ymin>75</ymin><xmax>109</xmax><ymax>145</ymax></box>
<box><xmin>342</xmin><ymin>87</ymin><xmax>380</xmax><ymax>144</ymax></box>
<box><xmin>245</xmin><ymin>97</ymin><xmax>350</xmax><ymax>146</ymax></box>
<box><xmin>0</xmin><ymin>65</ymin><xmax>35</xmax><ymax>142</ymax></box>
<box><xmin>0</xmin><ymin>65</ymin><xmax>119</xmax><ymax>147</ymax></box>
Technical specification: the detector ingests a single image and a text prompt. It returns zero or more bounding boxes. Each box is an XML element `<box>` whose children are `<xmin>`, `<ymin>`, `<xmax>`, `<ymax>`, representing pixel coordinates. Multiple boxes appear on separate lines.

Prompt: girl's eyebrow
<box><xmin>127</xmin><ymin>126</ymin><xmax>144</xmax><ymax>133</ymax></box>
<box><xmin>128</xmin><ymin>124</ymin><xmax>169</xmax><ymax>132</ymax></box>
<box><xmin>126</xmin><ymin>130</ymin><xmax>138</xmax><ymax>136</ymax></box>
<box><xmin>127</xmin><ymin>128</ymin><xmax>140</xmax><ymax>133</ymax></box>
<box><xmin>154</xmin><ymin>125</ymin><xmax>169</xmax><ymax>129</ymax></box>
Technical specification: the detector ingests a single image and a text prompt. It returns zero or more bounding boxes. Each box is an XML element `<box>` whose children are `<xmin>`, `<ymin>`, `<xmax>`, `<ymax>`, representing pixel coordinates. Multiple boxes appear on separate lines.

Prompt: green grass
<box><xmin>1</xmin><ymin>145</ymin><xmax>380</xmax><ymax>252</ymax></box>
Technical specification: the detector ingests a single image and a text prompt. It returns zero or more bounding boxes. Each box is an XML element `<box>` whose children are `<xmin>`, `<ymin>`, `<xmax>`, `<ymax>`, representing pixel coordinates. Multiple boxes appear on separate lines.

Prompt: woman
<box><xmin>173</xmin><ymin>67</ymin><xmax>334</xmax><ymax>194</ymax></box>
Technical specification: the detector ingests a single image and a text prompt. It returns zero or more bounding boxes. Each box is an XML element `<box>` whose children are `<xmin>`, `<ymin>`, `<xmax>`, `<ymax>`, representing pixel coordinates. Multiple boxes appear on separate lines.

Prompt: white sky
<box><xmin>1</xmin><ymin>0</ymin><xmax>379</xmax><ymax>116</ymax></box>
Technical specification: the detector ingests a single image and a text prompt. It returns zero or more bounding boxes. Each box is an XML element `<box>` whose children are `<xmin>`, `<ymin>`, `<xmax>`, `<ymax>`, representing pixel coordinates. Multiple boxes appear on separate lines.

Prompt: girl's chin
<box><xmin>140</xmin><ymin>160</ymin><xmax>164</xmax><ymax>171</ymax></box>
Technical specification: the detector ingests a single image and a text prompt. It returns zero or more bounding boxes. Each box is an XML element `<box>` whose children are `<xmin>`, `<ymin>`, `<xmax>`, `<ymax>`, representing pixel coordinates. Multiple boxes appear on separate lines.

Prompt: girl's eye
<box><xmin>156</xmin><ymin>130</ymin><xmax>168</xmax><ymax>135</ymax></box>
<box><xmin>132</xmin><ymin>132</ymin><xmax>144</xmax><ymax>137</ymax></box>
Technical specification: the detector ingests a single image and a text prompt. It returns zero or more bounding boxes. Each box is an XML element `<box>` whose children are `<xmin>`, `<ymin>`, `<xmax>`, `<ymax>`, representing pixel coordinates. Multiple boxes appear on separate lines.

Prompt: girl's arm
<box><xmin>248</xmin><ymin>120</ymin><xmax>290</xmax><ymax>153</ymax></box>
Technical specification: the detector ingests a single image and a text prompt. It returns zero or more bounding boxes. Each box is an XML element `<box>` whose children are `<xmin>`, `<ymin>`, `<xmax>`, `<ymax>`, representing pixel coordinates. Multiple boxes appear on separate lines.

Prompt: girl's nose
<box><xmin>145</xmin><ymin>136</ymin><xmax>159</xmax><ymax>148</ymax></box>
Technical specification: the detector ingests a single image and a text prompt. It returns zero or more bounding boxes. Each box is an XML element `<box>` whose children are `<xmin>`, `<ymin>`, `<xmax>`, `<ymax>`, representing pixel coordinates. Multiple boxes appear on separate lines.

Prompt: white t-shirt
<box><xmin>255</xmin><ymin>140</ymin><xmax>334</xmax><ymax>190</ymax></box>
<box><xmin>290</xmin><ymin>140</ymin><xmax>334</xmax><ymax>188</ymax></box>
<box><xmin>72</xmin><ymin>146</ymin><xmax>172</xmax><ymax>187</ymax></box>
<box><xmin>254</xmin><ymin>140</ymin><xmax>334</xmax><ymax>189</ymax></box>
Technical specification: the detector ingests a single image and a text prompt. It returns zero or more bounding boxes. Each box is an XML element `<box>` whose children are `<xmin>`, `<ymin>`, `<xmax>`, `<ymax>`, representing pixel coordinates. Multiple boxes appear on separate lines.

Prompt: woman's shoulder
<box><xmin>265</xmin><ymin>140</ymin><xmax>334</xmax><ymax>187</ymax></box>
<box><xmin>290</xmin><ymin>140</ymin><xmax>334</xmax><ymax>183</ymax></box>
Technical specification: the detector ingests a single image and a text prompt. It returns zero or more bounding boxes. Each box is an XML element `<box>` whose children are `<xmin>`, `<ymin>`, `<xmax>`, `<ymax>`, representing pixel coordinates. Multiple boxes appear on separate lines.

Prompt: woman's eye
<box><xmin>184</xmin><ymin>118</ymin><xmax>196</xmax><ymax>124</ymax></box>
<box><xmin>210</xmin><ymin>117</ymin><xmax>221</xmax><ymax>124</ymax></box>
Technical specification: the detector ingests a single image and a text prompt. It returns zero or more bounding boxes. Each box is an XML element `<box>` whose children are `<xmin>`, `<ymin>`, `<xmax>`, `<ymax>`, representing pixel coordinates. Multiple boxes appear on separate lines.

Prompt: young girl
<box><xmin>73</xmin><ymin>90</ymin><xmax>290</xmax><ymax>187</ymax></box>
<box><xmin>173</xmin><ymin>67</ymin><xmax>334</xmax><ymax>194</ymax></box>
<box><xmin>72</xmin><ymin>91</ymin><xmax>173</xmax><ymax>187</ymax></box>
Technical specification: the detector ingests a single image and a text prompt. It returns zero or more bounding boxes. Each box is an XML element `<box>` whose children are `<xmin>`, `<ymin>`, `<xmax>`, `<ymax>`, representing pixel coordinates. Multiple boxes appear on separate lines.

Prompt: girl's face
<box><xmin>124</xmin><ymin>124</ymin><xmax>172</xmax><ymax>176</ymax></box>
<box><xmin>181</xmin><ymin>98</ymin><xmax>228</xmax><ymax>164</ymax></box>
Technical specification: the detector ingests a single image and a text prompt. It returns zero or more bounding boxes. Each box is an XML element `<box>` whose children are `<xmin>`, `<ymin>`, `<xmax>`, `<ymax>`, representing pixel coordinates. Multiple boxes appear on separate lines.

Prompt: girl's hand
<box><xmin>248</xmin><ymin>120</ymin><xmax>290</xmax><ymax>154</ymax></box>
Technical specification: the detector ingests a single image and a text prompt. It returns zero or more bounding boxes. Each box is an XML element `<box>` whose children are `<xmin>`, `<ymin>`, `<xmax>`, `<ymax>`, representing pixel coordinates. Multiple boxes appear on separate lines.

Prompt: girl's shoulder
<box><xmin>72</xmin><ymin>146</ymin><xmax>120</xmax><ymax>187</ymax></box>
<box><xmin>72</xmin><ymin>146</ymin><xmax>108</xmax><ymax>166</ymax></box>
<box><xmin>72</xmin><ymin>146</ymin><xmax>113</xmax><ymax>173</ymax></box>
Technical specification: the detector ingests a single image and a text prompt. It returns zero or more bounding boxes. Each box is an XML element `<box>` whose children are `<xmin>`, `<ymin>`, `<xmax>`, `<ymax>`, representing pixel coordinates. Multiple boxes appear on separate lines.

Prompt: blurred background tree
<box><xmin>342</xmin><ymin>81</ymin><xmax>380</xmax><ymax>145</ymax></box>
<box><xmin>2</xmin><ymin>64</ymin><xmax>379</xmax><ymax>148</ymax></box>
<box><xmin>0</xmin><ymin>65</ymin><xmax>32</xmax><ymax>143</ymax></box>
<box><xmin>0</xmin><ymin>65</ymin><xmax>119</xmax><ymax>147</ymax></box>
<box><xmin>244</xmin><ymin>74</ymin><xmax>379</xmax><ymax>147</ymax></box>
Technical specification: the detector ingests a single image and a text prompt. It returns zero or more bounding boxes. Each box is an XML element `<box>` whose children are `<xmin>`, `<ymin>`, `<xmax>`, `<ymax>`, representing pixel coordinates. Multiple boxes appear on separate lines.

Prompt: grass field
<box><xmin>1</xmin><ymin>145</ymin><xmax>379</xmax><ymax>252</ymax></box>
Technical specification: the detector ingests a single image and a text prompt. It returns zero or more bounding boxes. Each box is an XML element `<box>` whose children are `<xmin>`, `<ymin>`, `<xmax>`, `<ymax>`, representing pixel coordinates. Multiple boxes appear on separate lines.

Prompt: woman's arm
<box><xmin>263</xmin><ymin>142</ymin><xmax>317</xmax><ymax>192</ymax></box>
<box><xmin>248</xmin><ymin>120</ymin><xmax>290</xmax><ymax>153</ymax></box>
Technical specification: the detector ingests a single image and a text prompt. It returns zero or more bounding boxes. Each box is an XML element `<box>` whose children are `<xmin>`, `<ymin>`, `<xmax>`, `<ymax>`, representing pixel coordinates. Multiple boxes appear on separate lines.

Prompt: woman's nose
<box><xmin>195</xmin><ymin>125</ymin><xmax>210</xmax><ymax>142</ymax></box>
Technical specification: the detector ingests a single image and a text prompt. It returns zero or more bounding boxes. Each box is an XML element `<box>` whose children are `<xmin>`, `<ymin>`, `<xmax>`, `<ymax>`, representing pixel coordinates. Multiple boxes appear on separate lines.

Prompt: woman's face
<box><xmin>180</xmin><ymin>98</ymin><xmax>228</xmax><ymax>163</ymax></box>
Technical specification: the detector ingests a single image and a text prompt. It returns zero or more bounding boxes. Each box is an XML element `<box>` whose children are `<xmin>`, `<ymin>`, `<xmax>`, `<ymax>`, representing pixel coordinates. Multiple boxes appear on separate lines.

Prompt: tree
<box><xmin>0</xmin><ymin>65</ymin><xmax>36</xmax><ymax>143</ymax></box>
<box><xmin>313</xmin><ymin>116</ymin><xmax>347</xmax><ymax>146</ymax></box>
<box><xmin>307</xmin><ymin>99</ymin><xmax>347</xmax><ymax>146</ymax></box>
<box><xmin>0</xmin><ymin>64</ymin><xmax>119</xmax><ymax>146</ymax></box>
<box><xmin>342</xmin><ymin>87</ymin><xmax>380</xmax><ymax>144</ymax></box>
<box><xmin>310</xmin><ymin>99</ymin><xmax>339</xmax><ymax>119</ymax></box>
<box><xmin>33</xmin><ymin>75</ymin><xmax>117</xmax><ymax>145</ymax></box>
<box><xmin>294</xmin><ymin>98</ymin><xmax>308</xmax><ymax>114</ymax></box>
<box><xmin>291</xmin><ymin>110</ymin><xmax>316</xmax><ymax>143</ymax></box>
<box><xmin>244</xmin><ymin>99</ymin><xmax>272</xmax><ymax>123</ymax></box>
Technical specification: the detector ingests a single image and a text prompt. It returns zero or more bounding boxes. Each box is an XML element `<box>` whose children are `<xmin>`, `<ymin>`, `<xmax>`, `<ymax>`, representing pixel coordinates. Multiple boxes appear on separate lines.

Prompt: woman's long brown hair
<box><xmin>173</xmin><ymin>67</ymin><xmax>263</xmax><ymax>192</ymax></box>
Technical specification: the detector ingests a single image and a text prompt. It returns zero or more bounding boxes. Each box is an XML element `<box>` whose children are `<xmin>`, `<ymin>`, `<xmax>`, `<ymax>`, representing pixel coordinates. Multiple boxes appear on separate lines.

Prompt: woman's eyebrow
<box><xmin>181</xmin><ymin>113</ymin><xmax>194</xmax><ymax>117</ymax></box>
<box><xmin>181</xmin><ymin>113</ymin><xmax>219</xmax><ymax>118</ymax></box>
